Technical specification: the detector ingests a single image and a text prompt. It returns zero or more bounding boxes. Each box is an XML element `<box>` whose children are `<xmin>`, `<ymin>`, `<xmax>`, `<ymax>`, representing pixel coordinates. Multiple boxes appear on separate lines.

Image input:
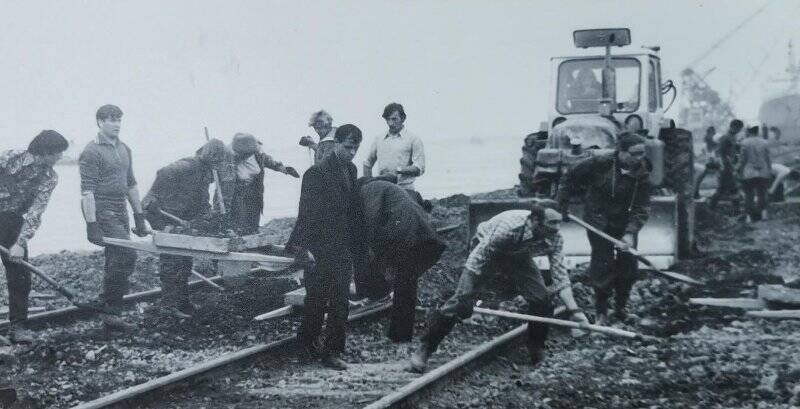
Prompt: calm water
<box><xmin>30</xmin><ymin>136</ymin><xmax>521</xmax><ymax>255</ymax></box>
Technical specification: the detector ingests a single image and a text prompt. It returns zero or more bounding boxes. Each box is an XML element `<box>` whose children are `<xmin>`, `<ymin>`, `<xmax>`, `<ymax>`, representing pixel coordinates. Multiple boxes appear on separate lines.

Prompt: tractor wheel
<box><xmin>660</xmin><ymin>127</ymin><xmax>695</xmax><ymax>259</ymax></box>
<box><xmin>518</xmin><ymin>131</ymin><xmax>547</xmax><ymax>197</ymax></box>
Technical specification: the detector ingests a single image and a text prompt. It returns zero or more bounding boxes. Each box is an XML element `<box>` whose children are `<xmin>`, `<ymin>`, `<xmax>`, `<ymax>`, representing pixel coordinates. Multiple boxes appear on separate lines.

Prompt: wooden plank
<box><xmin>284</xmin><ymin>287</ymin><xmax>306</xmax><ymax>307</ymax></box>
<box><xmin>103</xmin><ymin>238</ymin><xmax>293</xmax><ymax>267</ymax></box>
<box><xmin>757</xmin><ymin>285</ymin><xmax>800</xmax><ymax>305</ymax></box>
<box><xmin>689</xmin><ymin>298</ymin><xmax>767</xmax><ymax>310</ymax></box>
<box><xmin>235</xmin><ymin>233</ymin><xmax>285</xmax><ymax>251</ymax></box>
<box><xmin>152</xmin><ymin>232</ymin><xmax>230</xmax><ymax>254</ymax></box>
<box><xmin>746</xmin><ymin>310</ymin><xmax>800</xmax><ymax>320</ymax></box>
<box><xmin>218</xmin><ymin>261</ymin><xmax>252</xmax><ymax>277</ymax></box>
<box><xmin>253</xmin><ymin>306</ymin><xmax>293</xmax><ymax>321</ymax></box>
<box><xmin>0</xmin><ymin>306</ymin><xmax>45</xmax><ymax>316</ymax></box>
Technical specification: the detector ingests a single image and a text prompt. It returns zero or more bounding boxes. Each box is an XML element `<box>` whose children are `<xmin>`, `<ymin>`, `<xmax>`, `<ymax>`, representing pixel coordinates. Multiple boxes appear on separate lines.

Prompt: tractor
<box><xmin>469</xmin><ymin>28</ymin><xmax>695</xmax><ymax>269</ymax></box>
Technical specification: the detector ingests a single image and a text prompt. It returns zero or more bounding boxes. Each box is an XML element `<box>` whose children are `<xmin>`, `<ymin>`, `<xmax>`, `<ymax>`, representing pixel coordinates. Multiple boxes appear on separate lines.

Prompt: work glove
<box><xmin>298</xmin><ymin>136</ymin><xmax>315</xmax><ymax>147</ymax></box>
<box><xmin>284</xmin><ymin>167</ymin><xmax>300</xmax><ymax>178</ymax></box>
<box><xmin>86</xmin><ymin>222</ymin><xmax>104</xmax><ymax>246</ymax></box>
<box><xmin>132</xmin><ymin>213</ymin><xmax>150</xmax><ymax>237</ymax></box>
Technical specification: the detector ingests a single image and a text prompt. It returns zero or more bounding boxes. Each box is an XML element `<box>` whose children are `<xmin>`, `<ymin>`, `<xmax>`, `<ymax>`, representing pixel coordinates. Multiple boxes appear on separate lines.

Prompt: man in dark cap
<box><xmin>142</xmin><ymin>139</ymin><xmax>227</xmax><ymax>319</ymax></box>
<box><xmin>80</xmin><ymin>104</ymin><xmax>150</xmax><ymax>332</ymax></box>
<box><xmin>223</xmin><ymin>133</ymin><xmax>299</xmax><ymax>235</ymax></box>
<box><xmin>738</xmin><ymin>125</ymin><xmax>772</xmax><ymax>222</ymax></box>
<box><xmin>0</xmin><ymin>130</ymin><xmax>69</xmax><ymax>343</ymax></box>
<box><xmin>558</xmin><ymin>132</ymin><xmax>651</xmax><ymax>325</ymax></box>
<box><xmin>408</xmin><ymin>205</ymin><xmax>583</xmax><ymax>373</ymax></box>
<box><xmin>287</xmin><ymin>124</ymin><xmax>362</xmax><ymax>370</ymax></box>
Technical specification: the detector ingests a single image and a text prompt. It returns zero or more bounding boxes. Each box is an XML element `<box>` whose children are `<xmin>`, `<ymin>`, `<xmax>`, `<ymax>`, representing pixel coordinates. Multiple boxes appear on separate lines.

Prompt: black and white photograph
<box><xmin>1</xmin><ymin>1</ymin><xmax>800</xmax><ymax>408</ymax></box>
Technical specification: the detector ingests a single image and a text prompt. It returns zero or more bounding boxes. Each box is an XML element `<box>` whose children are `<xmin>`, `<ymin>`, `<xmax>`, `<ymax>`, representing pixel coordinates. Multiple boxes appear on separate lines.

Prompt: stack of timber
<box><xmin>690</xmin><ymin>284</ymin><xmax>800</xmax><ymax>320</ymax></box>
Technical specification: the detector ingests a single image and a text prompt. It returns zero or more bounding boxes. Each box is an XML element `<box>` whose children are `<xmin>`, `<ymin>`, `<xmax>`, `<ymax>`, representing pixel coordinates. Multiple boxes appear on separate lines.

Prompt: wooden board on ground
<box><xmin>104</xmin><ymin>238</ymin><xmax>293</xmax><ymax>269</ymax></box>
<box><xmin>689</xmin><ymin>298</ymin><xmax>767</xmax><ymax>310</ymax></box>
<box><xmin>152</xmin><ymin>232</ymin><xmax>230</xmax><ymax>254</ymax></box>
<box><xmin>285</xmin><ymin>287</ymin><xmax>306</xmax><ymax>307</ymax></box>
<box><xmin>757</xmin><ymin>285</ymin><xmax>800</xmax><ymax>306</ymax></box>
<box><xmin>746</xmin><ymin>310</ymin><xmax>800</xmax><ymax>320</ymax></box>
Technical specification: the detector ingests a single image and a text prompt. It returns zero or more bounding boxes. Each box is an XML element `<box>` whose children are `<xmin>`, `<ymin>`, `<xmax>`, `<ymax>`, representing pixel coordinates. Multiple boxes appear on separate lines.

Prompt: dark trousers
<box><xmin>709</xmin><ymin>167</ymin><xmax>741</xmax><ymax>210</ymax></box>
<box><xmin>96</xmin><ymin>200</ymin><xmax>137</xmax><ymax>313</ymax></box>
<box><xmin>159</xmin><ymin>254</ymin><xmax>192</xmax><ymax>308</ymax></box>
<box><xmin>742</xmin><ymin>177</ymin><xmax>769</xmax><ymax>221</ymax></box>
<box><xmin>298</xmin><ymin>255</ymin><xmax>353</xmax><ymax>355</ymax></box>
<box><xmin>231</xmin><ymin>182</ymin><xmax>261</xmax><ymax>235</ymax></box>
<box><xmin>0</xmin><ymin>213</ymin><xmax>31</xmax><ymax>323</ymax></box>
<box><xmin>586</xmin><ymin>226</ymin><xmax>638</xmax><ymax>313</ymax></box>
<box><xmin>421</xmin><ymin>255</ymin><xmax>552</xmax><ymax>355</ymax></box>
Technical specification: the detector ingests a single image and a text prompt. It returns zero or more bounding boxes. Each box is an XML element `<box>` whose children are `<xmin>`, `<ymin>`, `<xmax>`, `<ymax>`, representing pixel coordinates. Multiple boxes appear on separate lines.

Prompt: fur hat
<box><xmin>231</xmin><ymin>133</ymin><xmax>260</xmax><ymax>155</ymax></box>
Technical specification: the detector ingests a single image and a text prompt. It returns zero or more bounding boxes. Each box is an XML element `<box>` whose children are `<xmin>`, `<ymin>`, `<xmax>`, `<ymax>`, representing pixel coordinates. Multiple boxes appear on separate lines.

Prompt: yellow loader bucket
<box><xmin>467</xmin><ymin>197</ymin><xmax>678</xmax><ymax>270</ymax></box>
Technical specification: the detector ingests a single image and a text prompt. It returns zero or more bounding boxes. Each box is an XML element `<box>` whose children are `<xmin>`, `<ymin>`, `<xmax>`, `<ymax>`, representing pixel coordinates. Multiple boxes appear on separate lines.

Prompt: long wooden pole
<box><xmin>204</xmin><ymin>127</ymin><xmax>226</xmax><ymax>215</ymax></box>
<box><xmin>567</xmin><ymin>214</ymin><xmax>702</xmax><ymax>285</ymax></box>
<box><xmin>473</xmin><ymin>306</ymin><xmax>658</xmax><ymax>342</ymax></box>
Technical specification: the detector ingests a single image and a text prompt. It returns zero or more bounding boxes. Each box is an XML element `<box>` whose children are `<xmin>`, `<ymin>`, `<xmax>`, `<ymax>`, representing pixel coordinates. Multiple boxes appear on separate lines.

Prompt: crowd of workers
<box><xmin>698</xmin><ymin>119</ymin><xmax>789</xmax><ymax>222</ymax></box>
<box><xmin>2</xmin><ymin>102</ymin><xmax>660</xmax><ymax>373</ymax></box>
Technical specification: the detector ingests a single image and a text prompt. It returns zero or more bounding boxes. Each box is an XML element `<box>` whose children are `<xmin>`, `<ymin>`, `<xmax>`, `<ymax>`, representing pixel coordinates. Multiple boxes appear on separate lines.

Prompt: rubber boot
<box><xmin>594</xmin><ymin>292</ymin><xmax>610</xmax><ymax>327</ymax></box>
<box><xmin>408</xmin><ymin>311</ymin><xmax>457</xmax><ymax>373</ymax></box>
<box><xmin>525</xmin><ymin>303</ymin><xmax>552</xmax><ymax>367</ymax></box>
<box><xmin>7</xmin><ymin>323</ymin><xmax>34</xmax><ymax>345</ymax></box>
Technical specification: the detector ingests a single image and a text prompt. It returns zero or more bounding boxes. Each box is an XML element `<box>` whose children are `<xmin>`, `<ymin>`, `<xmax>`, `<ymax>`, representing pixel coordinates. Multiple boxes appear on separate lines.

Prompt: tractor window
<box><xmin>648</xmin><ymin>60</ymin><xmax>658</xmax><ymax>112</ymax></box>
<box><xmin>556</xmin><ymin>58</ymin><xmax>641</xmax><ymax>114</ymax></box>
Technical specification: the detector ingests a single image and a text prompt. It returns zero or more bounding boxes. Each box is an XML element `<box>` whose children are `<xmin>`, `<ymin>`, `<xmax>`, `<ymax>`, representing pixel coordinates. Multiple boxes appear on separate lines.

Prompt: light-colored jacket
<box><xmin>738</xmin><ymin>137</ymin><xmax>772</xmax><ymax>180</ymax></box>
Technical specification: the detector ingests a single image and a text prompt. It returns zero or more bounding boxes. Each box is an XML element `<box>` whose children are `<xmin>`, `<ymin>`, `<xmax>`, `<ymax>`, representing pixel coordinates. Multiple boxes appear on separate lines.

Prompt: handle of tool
<box><xmin>159</xmin><ymin>209</ymin><xmax>189</xmax><ymax>227</ymax></box>
<box><xmin>190</xmin><ymin>270</ymin><xmax>224</xmax><ymax>291</ymax></box>
<box><xmin>474</xmin><ymin>306</ymin><xmax>656</xmax><ymax>341</ymax></box>
<box><xmin>0</xmin><ymin>245</ymin><xmax>77</xmax><ymax>302</ymax></box>
<box><xmin>205</xmin><ymin>127</ymin><xmax>227</xmax><ymax>215</ymax></box>
<box><xmin>567</xmin><ymin>214</ymin><xmax>701</xmax><ymax>285</ymax></box>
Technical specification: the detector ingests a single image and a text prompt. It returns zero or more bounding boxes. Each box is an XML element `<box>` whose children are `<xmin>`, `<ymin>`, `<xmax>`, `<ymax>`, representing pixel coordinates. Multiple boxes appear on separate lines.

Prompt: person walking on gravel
<box><xmin>408</xmin><ymin>205</ymin><xmax>587</xmax><ymax>373</ymax></box>
<box><xmin>0</xmin><ymin>130</ymin><xmax>69</xmax><ymax>344</ymax></box>
<box><xmin>558</xmin><ymin>132</ymin><xmax>651</xmax><ymax>326</ymax></box>
<box><xmin>287</xmin><ymin>124</ymin><xmax>362</xmax><ymax>371</ymax></box>
<box><xmin>79</xmin><ymin>104</ymin><xmax>150</xmax><ymax>332</ymax></box>
<box><xmin>709</xmin><ymin>119</ymin><xmax>744</xmax><ymax>211</ymax></box>
<box><xmin>738</xmin><ymin>125</ymin><xmax>772</xmax><ymax>222</ymax></box>
<box><xmin>142</xmin><ymin>139</ymin><xmax>227</xmax><ymax>320</ymax></box>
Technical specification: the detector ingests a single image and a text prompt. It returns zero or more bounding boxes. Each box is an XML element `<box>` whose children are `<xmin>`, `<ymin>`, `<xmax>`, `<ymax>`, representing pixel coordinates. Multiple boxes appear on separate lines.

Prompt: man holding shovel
<box><xmin>558</xmin><ymin>132</ymin><xmax>652</xmax><ymax>326</ymax></box>
<box><xmin>141</xmin><ymin>139</ymin><xmax>227</xmax><ymax>320</ymax></box>
<box><xmin>0</xmin><ymin>130</ymin><xmax>69</xmax><ymax>343</ymax></box>
<box><xmin>408</xmin><ymin>204</ymin><xmax>587</xmax><ymax>372</ymax></box>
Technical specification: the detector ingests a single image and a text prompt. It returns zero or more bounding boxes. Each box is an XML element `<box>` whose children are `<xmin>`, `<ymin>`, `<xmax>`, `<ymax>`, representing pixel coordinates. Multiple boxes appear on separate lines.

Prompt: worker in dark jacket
<box><xmin>352</xmin><ymin>175</ymin><xmax>446</xmax><ymax>343</ymax></box>
<box><xmin>142</xmin><ymin>139</ymin><xmax>227</xmax><ymax>319</ymax></box>
<box><xmin>286</xmin><ymin>124</ymin><xmax>362</xmax><ymax>371</ymax></box>
<box><xmin>223</xmin><ymin>133</ymin><xmax>299</xmax><ymax>235</ymax></box>
<box><xmin>709</xmin><ymin>119</ymin><xmax>743</xmax><ymax>211</ymax></box>
<box><xmin>558</xmin><ymin>132</ymin><xmax>651</xmax><ymax>325</ymax></box>
<box><xmin>0</xmin><ymin>130</ymin><xmax>68</xmax><ymax>344</ymax></box>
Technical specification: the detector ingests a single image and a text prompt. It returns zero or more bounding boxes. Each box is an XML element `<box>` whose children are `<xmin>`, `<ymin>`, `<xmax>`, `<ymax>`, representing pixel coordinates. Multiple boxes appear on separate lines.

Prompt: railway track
<box><xmin>67</xmin><ymin>304</ymin><xmax>528</xmax><ymax>409</ymax></box>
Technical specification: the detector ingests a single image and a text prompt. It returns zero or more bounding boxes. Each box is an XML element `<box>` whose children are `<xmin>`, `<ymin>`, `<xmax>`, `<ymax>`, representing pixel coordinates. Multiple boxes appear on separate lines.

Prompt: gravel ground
<box><xmin>2</xmin><ymin>190</ymin><xmax>800</xmax><ymax>408</ymax></box>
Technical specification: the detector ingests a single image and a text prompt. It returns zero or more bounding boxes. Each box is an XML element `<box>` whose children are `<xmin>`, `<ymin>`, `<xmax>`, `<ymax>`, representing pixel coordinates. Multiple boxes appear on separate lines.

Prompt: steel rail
<box><xmin>70</xmin><ymin>302</ymin><xmax>392</xmax><ymax>409</ymax></box>
<box><xmin>363</xmin><ymin>324</ymin><xmax>527</xmax><ymax>409</ymax></box>
<box><xmin>0</xmin><ymin>276</ymin><xmax>223</xmax><ymax>330</ymax></box>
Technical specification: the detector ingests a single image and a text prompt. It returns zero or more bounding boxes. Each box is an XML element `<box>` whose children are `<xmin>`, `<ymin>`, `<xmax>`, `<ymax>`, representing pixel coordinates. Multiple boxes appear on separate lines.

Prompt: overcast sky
<box><xmin>0</xmin><ymin>0</ymin><xmax>797</xmax><ymax>154</ymax></box>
